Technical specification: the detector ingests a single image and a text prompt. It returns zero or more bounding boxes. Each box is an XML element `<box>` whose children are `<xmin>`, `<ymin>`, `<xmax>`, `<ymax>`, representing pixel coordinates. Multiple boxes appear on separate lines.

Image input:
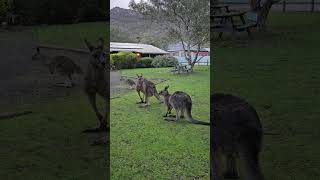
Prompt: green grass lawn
<box><xmin>213</xmin><ymin>12</ymin><xmax>320</xmax><ymax>179</ymax></box>
<box><xmin>0</xmin><ymin>22</ymin><xmax>109</xmax><ymax>180</ymax></box>
<box><xmin>32</xmin><ymin>22</ymin><xmax>108</xmax><ymax>49</ymax></box>
<box><xmin>0</xmin><ymin>96</ymin><xmax>108</xmax><ymax>180</ymax></box>
<box><xmin>111</xmin><ymin>66</ymin><xmax>210</xmax><ymax>179</ymax></box>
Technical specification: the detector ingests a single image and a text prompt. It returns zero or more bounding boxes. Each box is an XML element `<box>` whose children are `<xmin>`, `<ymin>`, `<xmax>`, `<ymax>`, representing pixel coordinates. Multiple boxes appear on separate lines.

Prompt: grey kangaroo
<box><xmin>120</xmin><ymin>77</ymin><xmax>136</xmax><ymax>89</ymax></box>
<box><xmin>82</xmin><ymin>38</ymin><xmax>109</xmax><ymax>133</ymax></box>
<box><xmin>159</xmin><ymin>86</ymin><xmax>210</xmax><ymax>125</ymax></box>
<box><xmin>211</xmin><ymin>93</ymin><xmax>264</xmax><ymax>180</ymax></box>
<box><xmin>136</xmin><ymin>74</ymin><xmax>162</xmax><ymax>106</ymax></box>
<box><xmin>32</xmin><ymin>47</ymin><xmax>83</xmax><ymax>87</ymax></box>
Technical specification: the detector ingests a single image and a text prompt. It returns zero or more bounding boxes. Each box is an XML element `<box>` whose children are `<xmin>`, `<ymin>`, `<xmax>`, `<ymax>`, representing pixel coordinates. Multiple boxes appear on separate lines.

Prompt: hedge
<box><xmin>151</xmin><ymin>55</ymin><xmax>179</xmax><ymax>68</ymax></box>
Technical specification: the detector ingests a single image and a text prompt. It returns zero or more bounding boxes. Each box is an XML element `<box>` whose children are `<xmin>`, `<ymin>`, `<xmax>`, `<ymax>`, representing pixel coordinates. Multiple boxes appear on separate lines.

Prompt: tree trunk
<box><xmin>250</xmin><ymin>0</ymin><xmax>274</xmax><ymax>31</ymax></box>
<box><xmin>187</xmin><ymin>58</ymin><xmax>194</xmax><ymax>72</ymax></box>
<box><xmin>257</xmin><ymin>0</ymin><xmax>273</xmax><ymax>31</ymax></box>
<box><xmin>212</xmin><ymin>0</ymin><xmax>220</xmax><ymax>5</ymax></box>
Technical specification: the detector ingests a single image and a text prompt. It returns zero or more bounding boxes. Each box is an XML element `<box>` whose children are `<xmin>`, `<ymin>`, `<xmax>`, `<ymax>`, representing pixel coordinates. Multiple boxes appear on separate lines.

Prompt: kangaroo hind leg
<box><xmin>238</xmin><ymin>149</ymin><xmax>264</xmax><ymax>180</ymax></box>
<box><xmin>223</xmin><ymin>154</ymin><xmax>239</xmax><ymax>179</ymax></box>
<box><xmin>180</xmin><ymin>108</ymin><xmax>185</xmax><ymax>119</ymax></box>
<box><xmin>83</xmin><ymin>93</ymin><xmax>104</xmax><ymax>133</ymax></box>
<box><xmin>136</xmin><ymin>90</ymin><xmax>144</xmax><ymax>104</ymax></box>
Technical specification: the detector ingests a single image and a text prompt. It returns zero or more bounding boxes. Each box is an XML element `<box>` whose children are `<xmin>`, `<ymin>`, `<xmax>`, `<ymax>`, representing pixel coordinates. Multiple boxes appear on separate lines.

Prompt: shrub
<box><xmin>136</xmin><ymin>57</ymin><xmax>154</xmax><ymax>68</ymax></box>
<box><xmin>151</xmin><ymin>55</ymin><xmax>179</xmax><ymax>68</ymax></box>
<box><xmin>111</xmin><ymin>52</ymin><xmax>137</xmax><ymax>69</ymax></box>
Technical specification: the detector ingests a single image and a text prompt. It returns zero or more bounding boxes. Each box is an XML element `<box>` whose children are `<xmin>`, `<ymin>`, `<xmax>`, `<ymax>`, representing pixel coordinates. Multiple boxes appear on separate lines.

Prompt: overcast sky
<box><xmin>110</xmin><ymin>0</ymin><xmax>132</xmax><ymax>9</ymax></box>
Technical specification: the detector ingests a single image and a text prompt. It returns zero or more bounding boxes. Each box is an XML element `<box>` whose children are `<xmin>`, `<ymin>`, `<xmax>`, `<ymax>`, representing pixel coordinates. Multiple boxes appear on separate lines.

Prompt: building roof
<box><xmin>203</xmin><ymin>48</ymin><xmax>210</xmax><ymax>52</ymax></box>
<box><xmin>110</xmin><ymin>42</ymin><xmax>168</xmax><ymax>54</ymax></box>
<box><xmin>167</xmin><ymin>42</ymin><xmax>209</xmax><ymax>52</ymax></box>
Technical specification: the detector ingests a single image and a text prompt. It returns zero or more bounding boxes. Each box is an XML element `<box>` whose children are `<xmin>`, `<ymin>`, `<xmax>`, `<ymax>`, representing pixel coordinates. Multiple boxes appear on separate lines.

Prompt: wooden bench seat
<box><xmin>235</xmin><ymin>22</ymin><xmax>257</xmax><ymax>31</ymax></box>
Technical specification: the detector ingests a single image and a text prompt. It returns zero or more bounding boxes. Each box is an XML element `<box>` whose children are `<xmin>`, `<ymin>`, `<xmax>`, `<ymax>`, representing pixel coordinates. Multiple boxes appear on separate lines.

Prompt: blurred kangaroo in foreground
<box><xmin>32</xmin><ymin>47</ymin><xmax>83</xmax><ymax>87</ymax></box>
<box><xmin>83</xmin><ymin>38</ymin><xmax>109</xmax><ymax>132</ymax></box>
<box><xmin>136</xmin><ymin>74</ymin><xmax>162</xmax><ymax>106</ymax></box>
<box><xmin>211</xmin><ymin>93</ymin><xmax>264</xmax><ymax>180</ymax></box>
<box><xmin>159</xmin><ymin>86</ymin><xmax>210</xmax><ymax>125</ymax></box>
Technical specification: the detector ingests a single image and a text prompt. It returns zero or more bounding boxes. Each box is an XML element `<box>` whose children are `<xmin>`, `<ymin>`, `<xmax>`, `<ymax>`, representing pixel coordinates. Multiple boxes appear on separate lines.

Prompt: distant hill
<box><xmin>110</xmin><ymin>7</ymin><xmax>172</xmax><ymax>49</ymax></box>
<box><xmin>110</xmin><ymin>7</ymin><xmax>149</xmax><ymax>36</ymax></box>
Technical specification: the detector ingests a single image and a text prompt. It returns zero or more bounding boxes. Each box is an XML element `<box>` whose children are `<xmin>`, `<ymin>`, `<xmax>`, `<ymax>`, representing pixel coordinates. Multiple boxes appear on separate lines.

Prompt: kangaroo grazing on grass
<box><xmin>211</xmin><ymin>93</ymin><xmax>264</xmax><ymax>180</ymax></box>
<box><xmin>136</xmin><ymin>74</ymin><xmax>162</xmax><ymax>106</ymax></box>
<box><xmin>82</xmin><ymin>38</ymin><xmax>109</xmax><ymax>133</ymax></box>
<box><xmin>159</xmin><ymin>86</ymin><xmax>210</xmax><ymax>125</ymax></box>
<box><xmin>32</xmin><ymin>47</ymin><xmax>83</xmax><ymax>87</ymax></box>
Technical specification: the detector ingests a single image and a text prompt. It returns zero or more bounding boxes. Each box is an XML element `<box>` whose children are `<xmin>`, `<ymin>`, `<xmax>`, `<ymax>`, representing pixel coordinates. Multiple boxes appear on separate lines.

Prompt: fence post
<box><xmin>311</xmin><ymin>0</ymin><xmax>315</xmax><ymax>12</ymax></box>
<box><xmin>282</xmin><ymin>0</ymin><xmax>286</xmax><ymax>13</ymax></box>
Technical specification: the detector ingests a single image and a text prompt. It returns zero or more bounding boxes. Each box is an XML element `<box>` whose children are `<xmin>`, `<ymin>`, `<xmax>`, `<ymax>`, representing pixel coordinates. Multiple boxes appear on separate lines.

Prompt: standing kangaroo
<box><xmin>159</xmin><ymin>86</ymin><xmax>210</xmax><ymax>125</ymax></box>
<box><xmin>136</xmin><ymin>74</ymin><xmax>162</xmax><ymax>106</ymax></box>
<box><xmin>211</xmin><ymin>93</ymin><xmax>264</xmax><ymax>180</ymax></box>
<box><xmin>83</xmin><ymin>38</ymin><xmax>109</xmax><ymax>132</ymax></box>
<box><xmin>32</xmin><ymin>47</ymin><xmax>83</xmax><ymax>87</ymax></box>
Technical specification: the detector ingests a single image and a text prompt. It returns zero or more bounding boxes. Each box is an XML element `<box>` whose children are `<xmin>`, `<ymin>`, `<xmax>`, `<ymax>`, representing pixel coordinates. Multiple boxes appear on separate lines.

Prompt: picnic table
<box><xmin>170</xmin><ymin>64</ymin><xmax>192</xmax><ymax>74</ymax></box>
<box><xmin>211</xmin><ymin>4</ymin><xmax>230</xmax><ymax>14</ymax></box>
<box><xmin>211</xmin><ymin>11</ymin><xmax>257</xmax><ymax>39</ymax></box>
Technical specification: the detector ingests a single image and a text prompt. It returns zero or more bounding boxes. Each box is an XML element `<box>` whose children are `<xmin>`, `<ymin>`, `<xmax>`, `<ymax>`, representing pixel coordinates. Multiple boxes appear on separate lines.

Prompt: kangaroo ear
<box><xmin>136</xmin><ymin>74</ymin><xmax>140</xmax><ymax>78</ymax></box>
<box><xmin>140</xmin><ymin>73</ymin><xmax>143</xmax><ymax>77</ymax></box>
<box><xmin>97</xmin><ymin>37</ymin><xmax>104</xmax><ymax>50</ymax></box>
<box><xmin>84</xmin><ymin>38</ymin><xmax>94</xmax><ymax>52</ymax></box>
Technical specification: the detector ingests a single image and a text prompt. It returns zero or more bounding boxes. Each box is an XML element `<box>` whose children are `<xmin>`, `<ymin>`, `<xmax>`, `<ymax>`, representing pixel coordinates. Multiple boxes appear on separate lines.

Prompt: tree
<box><xmin>129</xmin><ymin>0</ymin><xmax>210</xmax><ymax>71</ymax></box>
<box><xmin>110</xmin><ymin>26</ymin><xmax>135</xmax><ymax>43</ymax></box>
<box><xmin>250</xmin><ymin>0</ymin><xmax>279</xmax><ymax>31</ymax></box>
<box><xmin>138</xmin><ymin>31</ymin><xmax>174</xmax><ymax>50</ymax></box>
<box><xmin>0</xmin><ymin>0</ymin><xmax>9</xmax><ymax>18</ymax></box>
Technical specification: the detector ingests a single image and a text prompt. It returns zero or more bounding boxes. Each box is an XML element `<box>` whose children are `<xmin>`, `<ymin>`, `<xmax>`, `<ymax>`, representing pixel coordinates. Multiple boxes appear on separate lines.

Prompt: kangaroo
<box><xmin>82</xmin><ymin>38</ymin><xmax>109</xmax><ymax>133</ymax></box>
<box><xmin>211</xmin><ymin>93</ymin><xmax>264</xmax><ymax>180</ymax></box>
<box><xmin>120</xmin><ymin>77</ymin><xmax>136</xmax><ymax>89</ymax></box>
<box><xmin>136</xmin><ymin>74</ymin><xmax>162</xmax><ymax>106</ymax></box>
<box><xmin>32</xmin><ymin>47</ymin><xmax>83</xmax><ymax>87</ymax></box>
<box><xmin>126</xmin><ymin>79</ymin><xmax>136</xmax><ymax>89</ymax></box>
<box><xmin>159</xmin><ymin>86</ymin><xmax>210</xmax><ymax>125</ymax></box>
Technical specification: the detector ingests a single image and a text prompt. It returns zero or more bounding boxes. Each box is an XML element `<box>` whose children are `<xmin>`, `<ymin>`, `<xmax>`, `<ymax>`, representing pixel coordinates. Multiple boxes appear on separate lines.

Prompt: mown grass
<box><xmin>0</xmin><ymin>95</ymin><xmax>108</xmax><ymax>180</ymax></box>
<box><xmin>0</xmin><ymin>22</ymin><xmax>108</xmax><ymax>180</ymax></box>
<box><xmin>32</xmin><ymin>22</ymin><xmax>108</xmax><ymax>49</ymax></box>
<box><xmin>111</xmin><ymin>66</ymin><xmax>210</xmax><ymax>179</ymax></box>
<box><xmin>213</xmin><ymin>12</ymin><xmax>320</xmax><ymax>179</ymax></box>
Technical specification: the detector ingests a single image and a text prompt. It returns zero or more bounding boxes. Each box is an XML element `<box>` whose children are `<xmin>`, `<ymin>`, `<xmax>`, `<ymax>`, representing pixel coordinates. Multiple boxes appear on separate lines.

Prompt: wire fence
<box><xmin>220</xmin><ymin>0</ymin><xmax>320</xmax><ymax>12</ymax></box>
<box><xmin>180</xmin><ymin>61</ymin><xmax>211</xmax><ymax>66</ymax></box>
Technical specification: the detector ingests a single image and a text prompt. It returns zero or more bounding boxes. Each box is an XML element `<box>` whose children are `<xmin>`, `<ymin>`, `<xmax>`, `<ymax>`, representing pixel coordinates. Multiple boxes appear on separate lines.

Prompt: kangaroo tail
<box><xmin>186</xmin><ymin>105</ymin><xmax>210</xmax><ymax>126</ymax></box>
<box><xmin>189</xmin><ymin>118</ymin><xmax>210</xmax><ymax>126</ymax></box>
